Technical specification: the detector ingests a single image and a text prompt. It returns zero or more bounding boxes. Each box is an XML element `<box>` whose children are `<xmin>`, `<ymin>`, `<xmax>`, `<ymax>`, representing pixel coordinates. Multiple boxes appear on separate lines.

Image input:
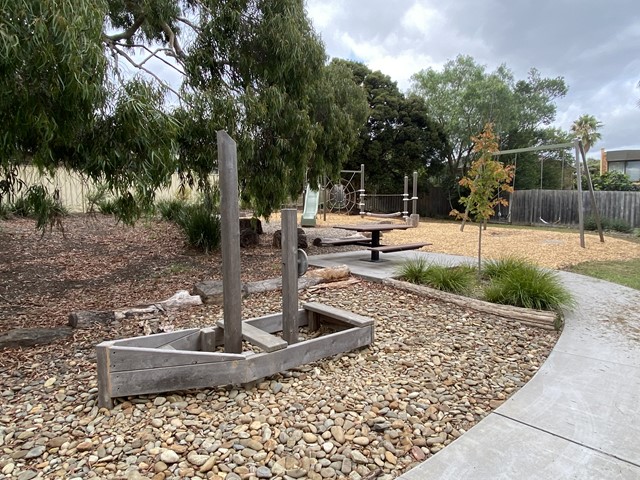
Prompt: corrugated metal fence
<box><xmin>8</xmin><ymin>167</ymin><xmax>200</xmax><ymax>213</ymax></box>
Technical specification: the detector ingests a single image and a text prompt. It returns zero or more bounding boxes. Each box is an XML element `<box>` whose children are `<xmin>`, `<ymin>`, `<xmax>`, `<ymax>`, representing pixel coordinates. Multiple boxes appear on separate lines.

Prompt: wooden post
<box><xmin>96</xmin><ymin>343</ymin><xmax>113</xmax><ymax>409</ymax></box>
<box><xmin>218</xmin><ymin>131</ymin><xmax>243</xmax><ymax>353</ymax></box>
<box><xmin>574</xmin><ymin>139</ymin><xmax>585</xmax><ymax>248</ymax></box>
<box><xmin>281</xmin><ymin>209</ymin><xmax>298</xmax><ymax>344</ymax></box>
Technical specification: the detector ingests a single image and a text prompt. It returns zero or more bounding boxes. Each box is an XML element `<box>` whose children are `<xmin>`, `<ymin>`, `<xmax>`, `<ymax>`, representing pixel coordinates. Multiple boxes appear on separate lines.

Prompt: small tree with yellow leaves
<box><xmin>451</xmin><ymin>123</ymin><xmax>514</xmax><ymax>272</ymax></box>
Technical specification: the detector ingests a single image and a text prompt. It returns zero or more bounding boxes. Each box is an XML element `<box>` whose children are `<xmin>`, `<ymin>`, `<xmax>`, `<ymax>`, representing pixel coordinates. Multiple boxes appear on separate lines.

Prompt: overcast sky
<box><xmin>305</xmin><ymin>0</ymin><xmax>640</xmax><ymax>154</ymax></box>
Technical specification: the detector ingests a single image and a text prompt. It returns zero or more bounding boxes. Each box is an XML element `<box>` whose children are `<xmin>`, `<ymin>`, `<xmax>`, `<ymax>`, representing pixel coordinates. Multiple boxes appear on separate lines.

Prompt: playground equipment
<box><xmin>493</xmin><ymin>138</ymin><xmax>604</xmax><ymax>247</ymax></box>
<box><xmin>96</xmin><ymin>132</ymin><xmax>374</xmax><ymax>408</ymax></box>
<box><xmin>358</xmin><ymin>167</ymin><xmax>420</xmax><ymax>227</ymax></box>
<box><xmin>307</xmin><ymin>164</ymin><xmax>420</xmax><ymax>226</ymax></box>
<box><xmin>300</xmin><ymin>184</ymin><xmax>320</xmax><ymax>227</ymax></box>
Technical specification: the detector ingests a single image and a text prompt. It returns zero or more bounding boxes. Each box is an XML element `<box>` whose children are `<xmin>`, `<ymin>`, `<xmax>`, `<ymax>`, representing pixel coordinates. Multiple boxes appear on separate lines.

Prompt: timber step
<box><xmin>303</xmin><ymin>302</ymin><xmax>374</xmax><ymax>328</ymax></box>
<box><xmin>216</xmin><ymin>320</ymin><xmax>287</xmax><ymax>352</ymax></box>
<box><xmin>368</xmin><ymin>242</ymin><xmax>432</xmax><ymax>253</ymax></box>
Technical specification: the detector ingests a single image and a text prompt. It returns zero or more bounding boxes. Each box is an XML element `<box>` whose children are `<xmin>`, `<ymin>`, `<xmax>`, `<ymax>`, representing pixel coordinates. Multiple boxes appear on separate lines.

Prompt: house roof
<box><xmin>607</xmin><ymin>149</ymin><xmax>640</xmax><ymax>162</ymax></box>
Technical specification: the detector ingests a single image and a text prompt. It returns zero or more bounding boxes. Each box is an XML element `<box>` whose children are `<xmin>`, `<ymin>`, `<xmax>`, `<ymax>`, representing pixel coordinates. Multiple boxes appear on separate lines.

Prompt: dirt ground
<box><xmin>2</xmin><ymin>212</ymin><xmax>638</xmax><ymax>337</ymax></box>
<box><xmin>311</xmin><ymin>213</ymin><xmax>640</xmax><ymax>269</ymax></box>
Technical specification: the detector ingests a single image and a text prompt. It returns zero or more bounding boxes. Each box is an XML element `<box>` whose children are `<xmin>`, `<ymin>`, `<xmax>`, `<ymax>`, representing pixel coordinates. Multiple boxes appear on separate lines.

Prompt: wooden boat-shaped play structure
<box><xmin>96</xmin><ymin>132</ymin><xmax>374</xmax><ymax>408</ymax></box>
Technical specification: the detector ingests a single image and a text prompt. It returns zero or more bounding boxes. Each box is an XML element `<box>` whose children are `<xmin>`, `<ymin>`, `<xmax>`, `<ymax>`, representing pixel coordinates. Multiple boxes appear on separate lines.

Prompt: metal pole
<box><xmin>574</xmin><ymin>139</ymin><xmax>585</xmax><ymax>248</ymax></box>
<box><xmin>359</xmin><ymin>164</ymin><xmax>365</xmax><ymax>216</ymax></box>
<box><xmin>402</xmin><ymin>175</ymin><xmax>409</xmax><ymax>219</ymax></box>
<box><xmin>218</xmin><ymin>131</ymin><xmax>243</xmax><ymax>353</ymax></box>
<box><xmin>412</xmin><ymin>171</ymin><xmax>418</xmax><ymax>215</ymax></box>
<box><xmin>281</xmin><ymin>208</ymin><xmax>298</xmax><ymax>344</ymax></box>
<box><xmin>579</xmin><ymin>142</ymin><xmax>605</xmax><ymax>243</ymax></box>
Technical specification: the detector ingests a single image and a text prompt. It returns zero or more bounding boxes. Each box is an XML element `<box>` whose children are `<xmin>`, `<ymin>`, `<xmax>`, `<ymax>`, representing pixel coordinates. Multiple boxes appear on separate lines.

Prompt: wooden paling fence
<box><xmin>506</xmin><ymin>190</ymin><xmax>640</xmax><ymax>228</ymax></box>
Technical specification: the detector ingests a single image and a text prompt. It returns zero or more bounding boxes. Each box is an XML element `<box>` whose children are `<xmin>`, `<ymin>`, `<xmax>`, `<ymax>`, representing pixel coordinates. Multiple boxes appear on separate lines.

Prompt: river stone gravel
<box><xmin>0</xmin><ymin>280</ymin><xmax>558</xmax><ymax>480</ymax></box>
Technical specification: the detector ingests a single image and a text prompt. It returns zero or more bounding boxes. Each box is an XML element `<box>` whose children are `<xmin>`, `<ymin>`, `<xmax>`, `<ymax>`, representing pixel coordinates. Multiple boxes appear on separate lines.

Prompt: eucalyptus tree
<box><xmin>410</xmin><ymin>55</ymin><xmax>567</xmax><ymax>183</ymax></box>
<box><xmin>1</xmin><ymin>0</ymin><xmax>366</xmax><ymax>221</ymax></box>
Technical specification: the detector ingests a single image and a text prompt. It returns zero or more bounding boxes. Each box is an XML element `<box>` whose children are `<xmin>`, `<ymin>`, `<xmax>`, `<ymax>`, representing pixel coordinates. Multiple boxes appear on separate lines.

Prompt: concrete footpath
<box><xmin>308</xmin><ymin>250</ymin><xmax>640</xmax><ymax>479</ymax></box>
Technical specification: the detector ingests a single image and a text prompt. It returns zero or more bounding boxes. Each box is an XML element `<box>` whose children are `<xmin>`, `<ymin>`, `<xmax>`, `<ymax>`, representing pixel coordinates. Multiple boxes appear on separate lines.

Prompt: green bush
<box><xmin>396</xmin><ymin>256</ymin><xmax>430</xmax><ymax>284</ymax></box>
<box><xmin>12</xmin><ymin>186</ymin><xmax>68</xmax><ymax>234</ymax></box>
<box><xmin>607</xmin><ymin>218</ymin><xmax>632</xmax><ymax>234</ymax></box>
<box><xmin>177</xmin><ymin>203</ymin><xmax>221</xmax><ymax>253</ymax></box>
<box><xmin>156</xmin><ymin>198</ymin><xmax>188</xmax><ymax>222</ymax></box>
<box><xmin>584</xmin><ymin>215</ymin><xmax>631</xmax><ymax>233</ymax></box>
<box><xmin>483</xmin><ymin>257</ymin><xmax>531</xmax><ymax>280</ymax></box>
<box><xmin>11</xmin><ymin>196</ymin><xmax>32</xmax><ymax>217</ymax></box>
<box><xmin>0</xmin><ymin>202</ymin><xmax>11</xmax><ymax>219</ymax></box>
<box><xmin>398</xmin><ymin>258</ymin><xmax>476</xmax><ymax>294</ymax></box>
<box><xmin>583</xmin><ymin>215</ymin><xmax>600</xmax><ymax>231</ymax></box>
<box><xmin>483</xmin><ymin>263</ymin><xmax>573</xmax><ymax>312</ymax></box>
<box><xmin>97</xmin><ymin>198</ymin><xmax>118</xmax><ymax>215</ymax></box>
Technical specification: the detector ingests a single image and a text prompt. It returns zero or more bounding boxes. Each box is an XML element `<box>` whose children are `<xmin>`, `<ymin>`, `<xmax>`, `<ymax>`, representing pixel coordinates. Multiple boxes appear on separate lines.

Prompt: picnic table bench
<box><xmin>368</xmin><ymin>242</ymin><xmax>432</xmax><ymax>254</ymax></box>
<box><xmin>333</xmin><ymin>223</ymin><xmax>430</xmax><ymax>261</ymax></box>
<box><xmin>314</xmin><ymin>236</ymin><xmax>373</xmax><ymax>247</ymax></box>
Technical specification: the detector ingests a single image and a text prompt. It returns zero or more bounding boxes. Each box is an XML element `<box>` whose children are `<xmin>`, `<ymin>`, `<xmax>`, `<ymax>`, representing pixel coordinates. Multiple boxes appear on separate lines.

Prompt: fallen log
<box><xmin>305</xmin><ymin>265</ymin><xmax>350</xmax><ymax>282</ymax></box>
<box><xmin>196</xmin><ymin>266</ymin><xmax>352</xmax><ymax>303</ymax></box>
<box><xmin>69</xmin><ymin>290</ymin><xmax>202</xmax><ymax>329</ymax></box>
<box><xmin>0</xmin><ymin>327</ymin><xmax>74</xmax><ymax>349</ymax></box>
<box><xmin>383</xmin><ymin>278</ymin><xmax>558</xmax><ymax>330</ymax></box>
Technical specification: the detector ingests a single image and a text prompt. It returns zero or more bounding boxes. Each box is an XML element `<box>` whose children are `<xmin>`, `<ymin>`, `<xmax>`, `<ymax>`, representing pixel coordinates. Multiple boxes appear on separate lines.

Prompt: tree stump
<box><xmin>240</xmin><ymin>228</ymin><xmax>260</xmax><ymax>247</ymax></box>
<box><xmin>272</xmin><ymin>228</ymin><xmax>308</xmax><ymax>249</ymax></box>
<box><xmin>239</xmin><ymin>217</ymin><xmax>263</xmax><ymax>234</ymax></box>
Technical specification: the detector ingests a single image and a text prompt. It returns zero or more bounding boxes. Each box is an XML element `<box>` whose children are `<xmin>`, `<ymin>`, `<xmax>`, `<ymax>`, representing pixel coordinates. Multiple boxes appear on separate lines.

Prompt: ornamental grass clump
<box><xmin>483</xmin><ymin>260</ymin><xmax>574</xmax><ymax>312</ymax></box>
<box><xmin>156</xmin><ymin>198</ymin><xmax>188</xmax><ymax>223</ymax></box>
<box><xmin>397</xmin><ymin>258</ymin><xmax>476</xmax><ymax>294</ymax></box>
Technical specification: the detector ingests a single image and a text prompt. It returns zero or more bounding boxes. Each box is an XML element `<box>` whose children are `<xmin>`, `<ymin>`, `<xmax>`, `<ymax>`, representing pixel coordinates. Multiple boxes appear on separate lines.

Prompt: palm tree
<box><xmin>571</xmin><ymin>114</ymin><xmax>603</xmax><ymax>154</ymax></box>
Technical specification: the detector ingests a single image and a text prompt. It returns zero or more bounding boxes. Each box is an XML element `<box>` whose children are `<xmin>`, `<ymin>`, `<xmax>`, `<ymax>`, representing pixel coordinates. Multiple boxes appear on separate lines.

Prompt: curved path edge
<box><xmin>307</xmin><ymin>250</ymin><xmax>640</xmax><ymax>479</ymax></box>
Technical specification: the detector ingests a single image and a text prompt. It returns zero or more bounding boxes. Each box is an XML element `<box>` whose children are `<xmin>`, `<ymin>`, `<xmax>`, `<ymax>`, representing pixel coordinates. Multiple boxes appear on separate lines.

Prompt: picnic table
<box><xmin>333</xmin><ymin>223</ymin><xmax>430</xmax><ymax>261</ymax></box>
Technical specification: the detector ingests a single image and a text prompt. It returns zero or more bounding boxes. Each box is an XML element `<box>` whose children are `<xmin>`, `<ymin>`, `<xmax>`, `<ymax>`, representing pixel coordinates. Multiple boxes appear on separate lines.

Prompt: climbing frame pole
<box><xmin>218</xmin><ymin>131</ymin><xmax>243</xmax><ymax>353</ymax></box>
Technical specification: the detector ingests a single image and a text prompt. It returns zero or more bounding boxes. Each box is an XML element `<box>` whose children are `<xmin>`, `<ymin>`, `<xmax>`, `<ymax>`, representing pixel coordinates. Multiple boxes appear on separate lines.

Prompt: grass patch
<box><xmin>567</xmin><ymin>258</ymin><xmax>640</xmax><ymax>291</ymax></box>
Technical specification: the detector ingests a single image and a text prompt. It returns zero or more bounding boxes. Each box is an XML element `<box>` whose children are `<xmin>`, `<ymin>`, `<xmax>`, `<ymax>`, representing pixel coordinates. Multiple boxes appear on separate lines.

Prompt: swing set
<box><xmin>493</xmin><ymin>138</ymin><xmax>604</xmax><ymax>248</ymax></box>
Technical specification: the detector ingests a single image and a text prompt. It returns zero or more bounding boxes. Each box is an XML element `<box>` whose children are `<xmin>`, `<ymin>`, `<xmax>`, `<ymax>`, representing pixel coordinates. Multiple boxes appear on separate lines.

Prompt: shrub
<box><xmin>583</xmin><ymin>215</ymin><xmax>601</xmax><ymax>231</ymax></box>
<box><xmin>11</xmin><ymin>196</ymin><xmax>32</xmax><ymax>217</ymax></box>
<box><xmin>0</xmin><ymin>202</ymin><xmax>10</xmax><ymax>219</ymax></box>
<box><xmin>157</xmin><ymin>198</ymin><xmax>188</xmax><ymax>223</ymax></box>
<box><xmin>607</xmin><ymin>218</ymin><xmax>632</xmax><ymax>234</ymax></box>
<box><xmin>12</xmin><ymin>186</ymin><xmax>69</xmax><ymax>234</ymax></box>
<box><xmin>177</xmin><ymin>203</ymin><xmax>221</xmax><ymax>253</ymax></box>
<box><xmin>483</xmin><ymin>257</ymin><xmax>532</xmax><ymax>280</ymax></box>
<box><xmin>398</xmin><ymin>258</ymin><xmax>476</xmax><ymax>294</ymax></box>
<box><xmin>97</xmin><ymin>198</ymin><xmax>118</xmax><ymax>215</ymax></box>
<box><xmin>483</xmin><ymin>263</ymin><xmax>573</xmax><ymax>312</ymax></box>
<box><xmin>584</xmin><ymin>215</ymin><xmax>631</xmax><ymax>233</ymax></box>
<box><xmin>396</xmin><ymin>257</ymin><xmax>430</xmax><ymax>284</ymax></box>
